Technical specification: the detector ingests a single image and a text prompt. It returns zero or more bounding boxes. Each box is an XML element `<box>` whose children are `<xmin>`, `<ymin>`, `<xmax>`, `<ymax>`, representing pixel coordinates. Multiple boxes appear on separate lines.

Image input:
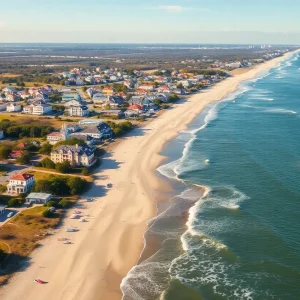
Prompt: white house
<box><xmin>47</xmin><ymin>124</ymin><xmax>71</xmax><ymax>145</ymax></box>
<box><xmin>64</xmin><ymin>100</ymin><xmax>82</xmax><ymax>107</ymax></box>
<box><xmin>26</xmin><ymin>193</ymin><xmax>52</xmax><ymax>204</ymax></box>
<box><xmin>23</xmin><ymin>103</ymin><xmax>52</xmax><ymax>115</ymax></box>
<box><xmin>6</xmin><ymin>103</ymin><xmax>22</xmax><ymax>112</ymax></box>
<box><xmin>65</xmin><ymin>105</ymin><xmax>89</xmax><ymax>117</ymax></box>
<box><xmin>7</xmin><ymin>173</ymin><xmax>35</xmax><ymax>194</ymax></box>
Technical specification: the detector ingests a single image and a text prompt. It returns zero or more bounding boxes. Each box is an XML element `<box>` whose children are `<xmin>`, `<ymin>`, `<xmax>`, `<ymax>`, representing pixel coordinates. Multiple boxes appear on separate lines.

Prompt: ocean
<box><xmin>121</xmin><ymin>52</ymin><xmax>300</xmax><ymax>300</ymax></box>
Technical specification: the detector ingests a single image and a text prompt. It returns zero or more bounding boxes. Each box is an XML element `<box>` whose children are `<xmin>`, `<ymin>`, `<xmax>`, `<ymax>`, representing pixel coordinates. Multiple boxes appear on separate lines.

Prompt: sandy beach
<box><xmin>0</xmin><ymin>51</ymin><xmax>295</xmax><ymax>300</ymax></box>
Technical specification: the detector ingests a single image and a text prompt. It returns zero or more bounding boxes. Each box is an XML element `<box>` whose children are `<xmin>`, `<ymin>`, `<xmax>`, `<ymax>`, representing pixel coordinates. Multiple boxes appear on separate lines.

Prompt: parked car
<box><xmin>7</xmin><ymin>212</ymin><xmax>14</xmax><ymax>218</ymax></box>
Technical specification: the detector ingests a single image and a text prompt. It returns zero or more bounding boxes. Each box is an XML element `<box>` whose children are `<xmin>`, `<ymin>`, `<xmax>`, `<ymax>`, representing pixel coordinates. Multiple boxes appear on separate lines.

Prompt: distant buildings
<box><xmin>50</xmin><ymin>144</ymin><xmax>96</xmax><ymax>167</ymax></box>
<box><xmin>7</xmin><ymin>173</ymin><xmax>35</xmax><ymax>194</ymax></box>
<box><xmin>6</xmin><ymin>103</ymin><xmax>21</xmax><ymax>112</ymax></box>
<box><xmin>23</xmin><ymin>103</ymin><xmax>52</xmax><ymax>115</ymax></box>
<box><xmin>65</xmin><ymin>105</ymin><xmax>89</xmax><ymax>117</ymax></box>
<box><xmin>62</xmin><ymin>93</ymin><xmax>82</xmax><ymax>102</ymax></box>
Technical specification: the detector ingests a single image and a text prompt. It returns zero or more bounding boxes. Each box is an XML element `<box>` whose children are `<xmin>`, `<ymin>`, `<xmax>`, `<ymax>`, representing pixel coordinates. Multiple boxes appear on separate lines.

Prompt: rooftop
<box><xmin>26</xmin><ymin>193</ymin><xmax>52</xmax><ymax>200</ymax></box>
<box><xmin>10</xmin><ymin>173</ymin><xmax>34</xmax><ymax>181</ymax></box>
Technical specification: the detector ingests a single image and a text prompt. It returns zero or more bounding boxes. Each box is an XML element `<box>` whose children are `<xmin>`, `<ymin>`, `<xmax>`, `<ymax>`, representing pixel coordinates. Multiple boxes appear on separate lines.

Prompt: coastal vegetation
<box><xmin>106</xmin><ymin>120</ymin><xmax>133</xmax><ymax>136</ymax></box>
<box><xmin>33</xmin><ymin>175</ymin><xmax>88</xmax><ymax>196</ymax></box>
<box><xmin>0</xmin><ymin>206</ymin><xmax>62</xmax><ymax>285</ymax></box>
<box><xmin>0</xmin><ymin>119</ymin><xmax>53</xmax><ymax>138</ymax></box>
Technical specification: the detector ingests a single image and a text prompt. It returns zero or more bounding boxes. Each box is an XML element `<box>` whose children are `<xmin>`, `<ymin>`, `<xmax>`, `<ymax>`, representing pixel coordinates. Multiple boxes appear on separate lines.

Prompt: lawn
<box><xmin>0</xmin><ymin>114</ymin><xmax>77</xmax><ymax>128</ymax></box>
<box><xmin>0</xmin><ymin>206</ymin><xmax>62</xmax><ymax>285</ymax></box>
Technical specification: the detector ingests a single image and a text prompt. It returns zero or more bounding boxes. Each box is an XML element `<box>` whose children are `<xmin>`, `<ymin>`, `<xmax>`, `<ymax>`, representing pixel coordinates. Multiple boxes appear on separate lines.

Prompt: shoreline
<box><xmin>0</xmin><ymin>50</ymin><xmax>296</xmax><ymax>300</ymax></box>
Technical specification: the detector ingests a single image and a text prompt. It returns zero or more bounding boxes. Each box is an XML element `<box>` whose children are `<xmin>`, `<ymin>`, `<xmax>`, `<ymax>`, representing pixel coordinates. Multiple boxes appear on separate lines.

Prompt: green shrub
<box><xmin>8</xmin><ymin>198</ymin><xmax>22</xmax><ymax>207</ymax></box>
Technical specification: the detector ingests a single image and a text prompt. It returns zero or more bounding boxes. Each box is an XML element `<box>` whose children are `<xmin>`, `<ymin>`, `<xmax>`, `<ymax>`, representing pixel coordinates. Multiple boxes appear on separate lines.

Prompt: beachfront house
<box><xmin>76</xmin><ymin>122</ymin><xmax>112</xmax><ymax>140</ymax></box>
<box><xmin>50</xmin><ymin>144</ymin><xmax>97</xmax><ymax>167</ymax></box>
<box><xmin>7</xmin><ymin>173</ymin><xmax>35</xmax><ymax>194</ymax></box>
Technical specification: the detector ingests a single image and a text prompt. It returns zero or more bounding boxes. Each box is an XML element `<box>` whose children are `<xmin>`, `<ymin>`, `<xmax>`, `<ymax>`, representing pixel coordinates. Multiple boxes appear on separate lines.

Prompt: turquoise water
<box><xmin>121</xmin><ymin>53</ymin><xmax>300</xmax><ymax>300</ymax></box>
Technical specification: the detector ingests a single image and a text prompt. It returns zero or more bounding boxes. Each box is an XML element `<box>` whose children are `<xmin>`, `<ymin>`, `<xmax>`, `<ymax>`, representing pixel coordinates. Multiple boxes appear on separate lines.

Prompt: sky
<box><xmin>1</xmin><ymin>0</ymin><xmax>300</xmax><ymax>44</ymax></box>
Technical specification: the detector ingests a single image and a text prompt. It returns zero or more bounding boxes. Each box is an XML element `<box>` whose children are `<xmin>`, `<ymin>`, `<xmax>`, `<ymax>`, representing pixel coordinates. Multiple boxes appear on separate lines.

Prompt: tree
<box><xmin>55</xmin><ymin>161</ymin><xmax>72</xmax><ymax>174</ymax></box>
<box><xmin>54</xmin><ymin>138</ymin><xmax>85</xmax><ymax>148</ymax></box>
<box><xmin>38</xmin><ymin>157</ymin><xmax>55</xmax><ymax>169</ymax></box>
<box><xmin>42</xmin><ymin>209</ymin><xmax>53</xmax><ymax>218</ymax></box>
<box><xmin>33</xmin><ymin>180</ymin><xmax>50</xmax><ymax>193</ymax></box>
<box><xmin>169</xmin><ymin>94</ymin><xmax>179</xmax><ymax>103</ymax></box>
<box><xmin>16</xmin><ymin>151</ymin><xmax>31</xmax><ymax>165</ymax></box>
<box><xmin>153</xmin><ymin>99</ymin><xmax>162</xmax><ymax>107</ymax></box>
<box><xmin>49</xmin><ymin>177</ymin><xmax>69</xmax><ymax>195</ymax></box>
<box><xmin>0</xmin><ymin>146</ymin><xmax>12</xmax><ymax>160</ymax></box>
<box><xmin>81</xmin><ymin>167</ymin><xmax>89</xmax><ymax>176</ymax></box>
<box><xmin>39</xmin><ymin>142</ymin><xmax>53</xmax><ymax>155</ymax></box>
<box><xmin>46</xmin><ymin>200</ymin><xmax>57</xmax><ymax>207</ymax></box>
<box><xmin>67</xmin><ymin>177</ymin><xmax>86</xmax><ymax>195</ymax></box>
<box><xmin>8</xmin><ymin>198</ymin><xmax>21</xmax><ymax>207</ymax></box>
<box><xmin>59</xmin><ymin>198</ymin><xmax>71</xmax><ymax>208</ymax></box>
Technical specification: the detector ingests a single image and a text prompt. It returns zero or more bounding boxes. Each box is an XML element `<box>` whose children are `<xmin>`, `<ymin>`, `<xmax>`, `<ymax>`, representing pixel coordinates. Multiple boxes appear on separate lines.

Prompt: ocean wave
<box><xmin>240</xmin><ymin>105</ymin><xmax>297</xmax><ymax>115</ymax></box>
<box><xmin>248</xmin><ymin>96</ymin><xmax>274</xmax><ymax>101</ymax></box>
<box><xmin>264</xmin><ymin>108</ymin><xmax>297</xmax><ymax>115</ymax></box>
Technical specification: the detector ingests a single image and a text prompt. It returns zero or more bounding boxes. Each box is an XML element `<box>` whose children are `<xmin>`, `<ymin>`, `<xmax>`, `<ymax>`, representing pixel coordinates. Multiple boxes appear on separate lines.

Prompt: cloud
<box><xmin>149</xmin><ymin>5</ymin><xmax>209</xmax><ymax>13</ymax></box>
<box><xmin>158</xmin><ymin>5</ymin><xmax>187</xmax><ymax>12</ymax></box>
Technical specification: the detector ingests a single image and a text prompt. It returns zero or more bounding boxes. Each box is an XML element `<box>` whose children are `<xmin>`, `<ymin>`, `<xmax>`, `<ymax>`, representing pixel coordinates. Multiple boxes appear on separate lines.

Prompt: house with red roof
<box><xmin>7</xmin><ymin>173</ymin><xmax>35</xmax><ymax>194</ymax></box>
<box><xmin>9</xmin><ymin>150</ymin><xmax>23</xmax><ymax>159</ymax></box>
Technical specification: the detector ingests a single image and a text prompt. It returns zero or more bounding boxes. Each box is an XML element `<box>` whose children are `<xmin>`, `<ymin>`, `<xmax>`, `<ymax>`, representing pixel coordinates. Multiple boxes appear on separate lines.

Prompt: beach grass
<box><xmin>0</xmin><ymin>206</ymin><xmax>62</xmax><ymax>285</ymax></box>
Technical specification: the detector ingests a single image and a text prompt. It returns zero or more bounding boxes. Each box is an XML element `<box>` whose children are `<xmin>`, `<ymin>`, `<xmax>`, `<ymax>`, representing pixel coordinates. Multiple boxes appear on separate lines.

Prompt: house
<box><xmin>77</xmin><ymin>122</ymin><xmax>112</xmax><ymax>140</ymax></box>
<box><xmin>100</xmin><ymin>110</ymin><xmax>124</xmax><ymax>118</ymax></box>
<box><xmin>135</xmin><ymin>89</ymin><xmax>148</xmax><ymax>96</ymax></box>
<box><xmin>102</xmin><ymin>87</ymin><xmax>115</xmax><ymax>95</ymax></box>
<box><xmin>0</xmin><ymin>130</ymin><xmax>4</xmax><ymax>140</ymax></box>
<box><xmin>3</xmin><ymin>86</ymin><xmax>16</xmax><ymax>94</ymax></box>
<box><xmin>107</xmin><ymin>96</ymin><xmax>124</xmax><ymax>107</ymax></box>
<box><xmin>51</xmin><ymin>145</ymin><xmax>97</xmax><ymax>167</ymax></box>
<box><xmin>23</xmin><ymin>103</ymin><xmax>52</xmax><ymax>115</ymax></box>
<box><xmin>47</xmin><ymin>124</ymin><xmax>70</xmax><ymax>145</ymax></box>
<box><xmin>0</xmin><ymin>102</ymin><xmax>7</xmax><ymax>111</ymax></box>
<box><xmin>62</xmin><ymin>93</ymin><xmax>82</xmax><ymax>102</ymax></box>
<box><xmin>65</xmin><ymin>105</ymin><xmax>89</xmax><ymax>117</ymax></box>
<box><xmin>70</xmin><ymin>134</ymin><xmax>95</xmax><ymax>146</ymax></box>
<box><xmin>92</xmin><ymin>93</ymin><xmax>108</xmax><ymax>104</ymax></box>
<box><xmin>128</xmin><ymin>104</ymin><xmax>143</xmax><ymax>111</ymax></box>
<box><xmin>138</xmin><ymin>85</ymin><xmax>155</xmax><ymax>91</ymax></box>
<box><xmin>19</xmin><ymin>91</ymin><xmax>31</xmax><ymax>99</ymax></box>
<box><xmin>7</xmin><ymin>173</ymin><xmax>35</xmax><ymax>194</ymax></box>
<box><xmin>157</xmin><ymin>86</ymin><xmax>171</xmax><ymax>93</ymax></box>
<box><xmin>26</xmin><ymin>193</ymin><xmax>52</xmax><ymax>204</ymax></box>
<box><xmin>64</xmin><ymin>100</ymin><xmax>82</xmax><ymax>107</ymax></box>
<box><xmin>16</xmin><ymin>143</ymin><xmax>28</xmax><ymax>149</ymax></box>
<box><xmin>6</xmin><ymin>103</ymin><xmax>21</xmax><ymax>112</ymax></box>
<box><xmin>6</xmin><ymin>94</ymin><xmax>19</xmax><ymax>102</ymax></box>
<box><xmin>9</xmin><ymin>150</ymin><xmax>23</xmax><ymax>159</ymax></box>
<box><xmin>125</xmin><ymin>105</ymin><xmax>143</xmax><ymax>118</ymax></box>
<box><xmin>129</xmin><ymin>96</ymin><xmax>144</xmax><ymax>105</ymax></box>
